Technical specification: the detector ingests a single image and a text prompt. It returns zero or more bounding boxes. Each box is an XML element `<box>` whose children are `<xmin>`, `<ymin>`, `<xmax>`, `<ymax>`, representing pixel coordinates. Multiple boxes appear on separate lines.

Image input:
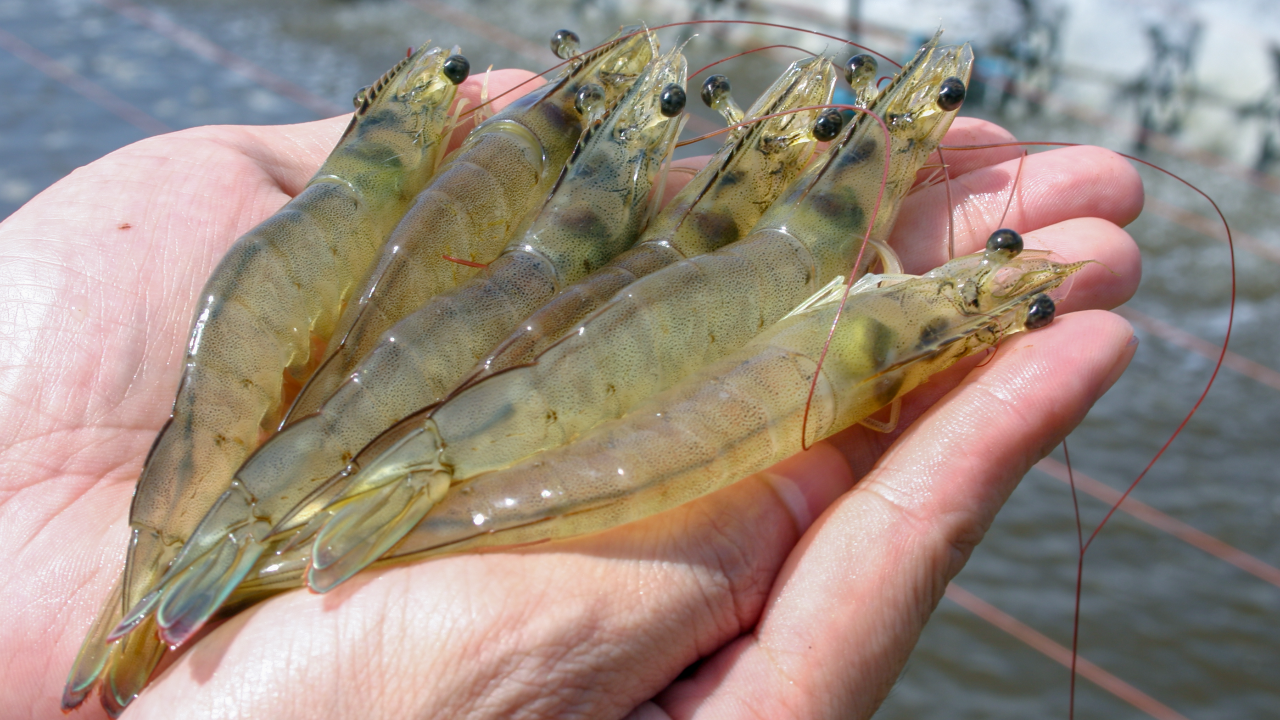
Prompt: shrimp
<box><xmin>282</xmin><ymin>27</ymin><xmax>658</xmax><ymax>422</ymax></box>
<box><xmin>372</xmin><ymin>234</ymin><xmax>1083</xmax><ymax>561</ymax></box>
<box><xmin>112</xmin><ymin>43</ymin><xmax>689</xmax><ymax>649</ymax></box>
<box><xmin>302</xmin><ymin>33</ymin><xmax>975</xmax><ymax>591</ymax></box>
<box><xmin>63</xmin><ymin>43</ymin><xmax>470</xmax><ymax>714</ymax></box>
<box><xmin>174</xmin><ymin>52</ymin><xmax>844</xmax><ymax>613</ymax></box>
<box><xmin>459</xmin><ymin>54</ymin><xmax>840</xmax><ymax>389</ymax></box>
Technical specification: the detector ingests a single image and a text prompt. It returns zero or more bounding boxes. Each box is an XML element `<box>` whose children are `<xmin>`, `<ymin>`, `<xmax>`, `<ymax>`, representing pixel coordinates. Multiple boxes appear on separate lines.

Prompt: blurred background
<box><xmin>2</xmin><ymin>0</ymin><xmax>1276</xmax><ymax>717</ymax></box>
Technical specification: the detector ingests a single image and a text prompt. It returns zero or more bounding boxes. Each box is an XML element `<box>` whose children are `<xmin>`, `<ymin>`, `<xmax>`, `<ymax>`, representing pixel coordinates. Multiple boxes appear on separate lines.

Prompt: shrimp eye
<box><xmin>442</xmin><ymin>55</ymin><xmax>470</xmax><ymax>85</ymax></box>
<box><xmin>659</xmin><ymin>83</ymin><xmax>687</xmax><ymax>117</ymax></box>
<box><xmin>352</xmin><ymin>85</ymin><xmax>370</xmax><ymax>108</ymax></box>
<box><xmin>937</xmin><ymin>76</ymin><xmax>967</xmax><ymax>111</ymax></box>
<box><xmin>844</xmin><ymin>53</ymin><xmax>877</xmax><ymax>87</ymax></box>
<box><xmin>551</xmin><ymin>29</ymin><xmax>581</xmax><ymax>59</ymax></box>
<box><xmin>1024</xmin><ymin>293</ymin><xmax>1056</xmax><ymax>330</ymax></box>
<box><xmin>701</xmin><ymin>74</ymin><xmax>731</xmax><ymax>109</ymax></box>
<box><xmin>574</xmin><ymin>83</ymin><xmax>606</xmax><ymax>117</ymax></box>
<box><xmin>985</xmin><ymin>228</ymin><xmax>1023</xmax><ymax>257</ymax></box>
<box><xmin>812</xmin><ymin>108</ymin><xmax>844</xmax><ymax>141</ymax></box>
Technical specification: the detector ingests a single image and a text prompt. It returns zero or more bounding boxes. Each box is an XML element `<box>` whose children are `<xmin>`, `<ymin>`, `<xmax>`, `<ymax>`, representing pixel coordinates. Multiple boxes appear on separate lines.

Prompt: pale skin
<box><xmin>0</xmin><ymin>68</ymin><xmax>1143</xmax><ymax>719</ymax></box>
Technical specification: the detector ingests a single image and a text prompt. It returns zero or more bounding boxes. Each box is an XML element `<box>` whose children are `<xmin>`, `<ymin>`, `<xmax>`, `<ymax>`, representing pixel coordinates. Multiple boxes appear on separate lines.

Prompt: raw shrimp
<box><xmin>113</xmin><ymin>44</ymin><xmax>689</xmax><ymax>649</ymax></box>
<box><xmin>374</xmin><ymin>234</ymin><xmax>1083</xmax><ymax>562</ymax></box>
<box><xmin>283</xmin><ymin>27</ymin><xmax>658</xmax><ymax>421</ymax></box>
<box><xmin>63</xmin><ymin>43</ymin><xmax>469</xmax><ymax>713</ymax></box>
<box><xmin>305</xmin><ymin>33</ymin><xmax>974</xmax><ymax>591</ymax></box>
<box><xmin>459</xmin><ymin>53</ymin><xmax>841</xmax><ymax>389</ymax></box>
<box><xmin>197</xmin><ymin>51</ymin><xmax>844</xmax><ymax>609</ymax></box>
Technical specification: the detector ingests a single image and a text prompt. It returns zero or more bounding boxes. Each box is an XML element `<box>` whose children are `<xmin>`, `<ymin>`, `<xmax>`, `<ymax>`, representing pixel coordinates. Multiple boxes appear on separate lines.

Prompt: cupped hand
<box><xmin>0</xmin><ymin>67</ymin><xmax>1141</xmax><ymax>720</ymax></box>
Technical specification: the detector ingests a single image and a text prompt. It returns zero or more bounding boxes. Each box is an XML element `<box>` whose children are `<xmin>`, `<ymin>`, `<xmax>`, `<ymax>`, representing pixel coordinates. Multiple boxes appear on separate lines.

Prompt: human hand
<box><xmin>0</xmin><ymin>66</ymin><xmax>1141</xmax><ymax>718</ymax></box>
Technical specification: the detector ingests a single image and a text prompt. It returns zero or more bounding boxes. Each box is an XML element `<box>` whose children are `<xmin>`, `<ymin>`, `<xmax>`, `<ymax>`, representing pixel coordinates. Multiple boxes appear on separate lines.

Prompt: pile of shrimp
<box><xmin>62</xmin><ymin>23</ymin><xmax>1105</xmax><ymax>715</ymax></box>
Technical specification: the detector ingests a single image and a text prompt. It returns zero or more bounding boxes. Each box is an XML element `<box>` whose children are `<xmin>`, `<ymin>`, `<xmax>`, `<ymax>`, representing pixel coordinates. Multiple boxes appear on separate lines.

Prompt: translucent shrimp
<box><xmin>283</xmin><ymin>27</ymin><xmax>658</xmax><ymax>422</ymax></box>
<box><xmin>376</xmin><ymin>236</ymin><xmax>1085</xmax><ymax>564</ymax></box>
<box><xmin>63</xmin><ymin>43</ymin><xmax>469</xmax><ymax>714</ymax></box>
<box><xmin>459</xmin><ymin>54</ymin><xmax>840</xmax><ymax>390</ymax></box>
<box><xmin>305</xmin><ymin>33</ymin><xmax>974</xmax><ymax>591</ymax></box>
<box><xmin>193</xmin><ymin>53</ymin><xmax>842</xmax><ymax>612</ymax></box>
<box><xmin>112</xmin><ymin>45</ymin><xmax>689</xmax><ymax>649</ymax></box>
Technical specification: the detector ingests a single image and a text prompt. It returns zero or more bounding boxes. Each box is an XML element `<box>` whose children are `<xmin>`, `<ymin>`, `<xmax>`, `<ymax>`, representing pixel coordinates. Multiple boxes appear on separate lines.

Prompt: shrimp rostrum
<box><xmin>303</xmin><ymin>32</ymin><xmax>975</xmax><ymax>591</ymax></box>
<box><xmin>63</xmin><ymin>43</ymin><xmax>470</xmax><ymax>713</ymax></box>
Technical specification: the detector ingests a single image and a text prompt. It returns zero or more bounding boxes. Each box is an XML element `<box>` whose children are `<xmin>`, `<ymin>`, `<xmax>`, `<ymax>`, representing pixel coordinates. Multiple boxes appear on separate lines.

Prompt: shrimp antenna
<box><xmin>944</xmin><ymin>140</ymin><xmax>1235</xmax><ymax>720</ymax></box>
<box><xmin>996</xmin><ymin>150</ymin><xmax>1028</xmax><ymax>230</ymax></box>
<box><xmin>636</xmin><ymin>20</ymin><xmax>903</xmax><ymax>69</ymax></box>
<box><xmin>938</xmin><ymin>145</ymin><xmax>957</xmax><ymax>259</ymax></box>
<box><xmin>465</xmin><ymin>21</ymin><xmax>901</xmax><ymax>126</ymax></box>
<box><xmin>947</xmin><ymin>140</ymin><xmax>1233</xmax><ymax>535</ymax></box>
<box><xmin>797</xmin><ymin>105</ymin><xmax>893</xmax><ymax>450</ymax></box>
<box><xmin>690</xmin><ymin>44</ymin><xmax>818</xmax><ymax>79</ymax></box>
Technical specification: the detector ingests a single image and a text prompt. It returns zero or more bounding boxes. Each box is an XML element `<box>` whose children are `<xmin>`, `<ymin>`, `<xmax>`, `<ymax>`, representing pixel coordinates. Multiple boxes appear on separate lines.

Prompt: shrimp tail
<box><xmin>98</xmin><ymin>617</ymin><xmax>166</xmax><ymax>717</ymax></box>
<box><xmin>308</xmin><ymin>471</ymin><xmax>448</xmax><ymax>592</ymax></box>
<box><xmin>61</xmin><ymin>577</ymin><xmax>122</xmax><ymax>710</ymax></box>
<box><xmin>112</xmin><ymin>486</ymin><xmax>269</xmax><ymax>647</ymax></box>
<box><xmin>307</xmin><ymin>427</ymin><xmax>451</xmax><ymax>592</ymax></box>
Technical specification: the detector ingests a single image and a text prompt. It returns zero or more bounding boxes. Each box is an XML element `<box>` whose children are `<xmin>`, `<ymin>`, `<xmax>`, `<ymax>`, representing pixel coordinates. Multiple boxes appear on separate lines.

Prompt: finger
<box><xmin>654</xmin><ymin>310</ymin><xmax>1137</xmax><ymax>719</ymax></box>
<box><xmin>891</xmin><ymin>145</ymin><xmax>1144</xmax><ymax>273</ymax></box>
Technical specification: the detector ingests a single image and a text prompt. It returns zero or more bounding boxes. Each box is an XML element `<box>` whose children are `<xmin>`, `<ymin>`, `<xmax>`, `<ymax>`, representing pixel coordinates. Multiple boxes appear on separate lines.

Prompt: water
<box><xmin>2</xmin><ymin>0</ymin><xmax>1276</xmax><ymax>717</ymax></box>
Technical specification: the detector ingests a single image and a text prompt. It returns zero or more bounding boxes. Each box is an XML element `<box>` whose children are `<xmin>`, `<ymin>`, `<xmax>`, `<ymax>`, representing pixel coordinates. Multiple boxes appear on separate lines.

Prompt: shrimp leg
<box><xmin>306</xmin><ymin>33</ymin><xmax>974</xmax><ymax>591</ymax></box>
<box><xmin>114</xmin><ymin>41</ymin><xmax>687</xmax><ymax>649</ymax></box>
<box><xmin>64</xmin><ymin>44</ymin><xmax>469</xmax><ymax>713</ymax></box>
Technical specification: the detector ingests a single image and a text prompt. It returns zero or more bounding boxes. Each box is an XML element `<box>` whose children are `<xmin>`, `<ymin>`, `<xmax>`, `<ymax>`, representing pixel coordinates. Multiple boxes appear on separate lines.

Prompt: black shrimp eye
<box><xmin>352</xmin><ymin>85</ymin><xmax>370</xmax><ymax>108</ymax></box>
<box><xmin>986</xmin><ymin>228</ymin><xmax>1024</xmax><ymax>257</ymax></box>
<box><xmin>442</xmin><ymin>55</ymin><xmax>470</xmax><ymax>85</ymax></box>
<box><xmin>1024</xmin><ymin>293</ymin><xmax>1056</xmax><ymax>330</ymax></box>
<box><xmin>812</xmin><ymin>108</ymin><xmax>844</xmax><ymax>141</ymax></box>
<box><xmin>844</xmin><ymin>53</ymin><xmax>877</xmax><ymax>87</ymax></box>
<box><xmin>574</xmin><ymin>83</ymin><xmax>606</xmax><ymax>117</ymax></box>
<box><xmin>701</xmin><ymin>74</ymin><xmax>731</xmax><ymax>108</ymax></box>
<box><xmin>659</xmin><ymin>83</ymin><xmax>687</xmax><ymax>117</ymax></box>
<box><xmin>551</xmin><ymin>29</ymin><xmax>581</xmax><ymax>59</ymax></box>
<box><xmin>937</xmin><ymin>76</ymin><xmax>967</xmax><ymax>111</ymax></box>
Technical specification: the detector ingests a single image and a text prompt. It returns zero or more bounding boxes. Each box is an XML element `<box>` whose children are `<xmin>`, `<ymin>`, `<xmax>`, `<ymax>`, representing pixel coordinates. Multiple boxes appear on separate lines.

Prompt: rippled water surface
<box><xmin>2</xmin><ymin>0</ymin><xmax>1276</xmax><ymax>717</ymax></box>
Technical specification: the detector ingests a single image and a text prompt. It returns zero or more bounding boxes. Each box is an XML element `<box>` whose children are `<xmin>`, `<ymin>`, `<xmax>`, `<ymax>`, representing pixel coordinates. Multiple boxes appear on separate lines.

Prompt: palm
<box><xmin>0</xmin><ymin>101</ymin><xmax>1142</xmax><ymax>719</ymax></box>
